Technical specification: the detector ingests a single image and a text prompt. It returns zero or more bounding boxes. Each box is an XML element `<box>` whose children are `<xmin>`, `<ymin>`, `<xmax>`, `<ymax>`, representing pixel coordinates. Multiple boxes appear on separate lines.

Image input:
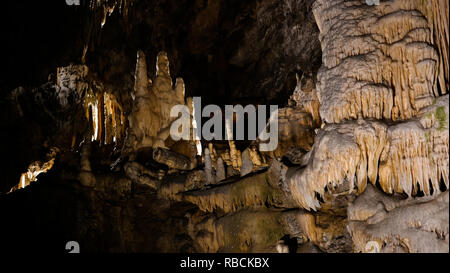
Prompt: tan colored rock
<box><xmin>126</xmin><ymin>50</ymin><xmax>186</xmax><ymax>151</ymax></box>
<box><xmin>204</xmin><ymin>147</ymin><xmax>215</xmax><ymax>184</ymax></box>
<box><xmin>182</xmin><ymin>171</ymin><xmax>291</xmax><ymax>214</ymax></box>
<box><xmin>103</xmin><ymin>92</ymin><xmax>125</xmax><ymax>145</ymax></box>
<box><xmin>288</xmin><ymin>72</ymin><xmax>321</xmax><ymax>123</ymax></box>
<box><xmin>56</xmin><ymin>64</ymin><xmax>89</xmax><ymax>107</ymax></box>
<box><xmin>379</xmin><ymin>97</ymin><xmax>449</xmax><ymax>195</ymax></box>
<box><xmin>313</xmin><ymin>0</ymin><xmax>441</xmax><ymax>123</ymax></box>
<box><xmin>348</xmin><ymin>184</ymin><xmax>449</xmax><ymax>253</ymax></box>
<box><xmin>275</xmin><ymin>107</ymin><xmax>318</xmax><ymax>158</ymax></box>
<box><xmin>228</xmin><ymin>140</ymin><xmax>242</xmax><ymax>170</ymax></box>
<box><xmin>189</xmin><ymin>207</ymin><xmax>351</xmax><ymax>253</ymax></box>
<box><xmin>188</xmin><ymin>210</ymin><xmax>294</xmax><ymax>253</ymax></box>
<box><xmin>158</xmin><ymin>170</ymin><xmax>207</xmax><ymax>201</ymax></box>
<box><xmin>285</xmin><ymin>95</ymin><xmax>448</xmax><ymax>210</ymax></box>
<box><xmin>240</xmin><ymin>148</ymin><xmax>253</xmax><ymax>177</ymax></box>
<box><xmin>264</xmin><ymin>71</ymin><xmax>321</xmax><ymax>160</ymax></box>
<box><xmin>9</xmin><ymin>148</ymin><xmax>58</xmax><ymax>192</ymax></box>
<box><xmin>215</xmin><ymin>157</ymin><xmax>226</xmax><ymax>182</ymax></box>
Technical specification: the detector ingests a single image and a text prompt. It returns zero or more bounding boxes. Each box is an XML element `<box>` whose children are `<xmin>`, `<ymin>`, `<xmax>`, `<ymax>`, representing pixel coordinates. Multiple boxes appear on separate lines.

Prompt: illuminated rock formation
<box><xmin>313</xmin><ymin>0</ymin><xmax>441</xmax><ymax>123</ymax></box>
<box><xmin>181</xmin><ymin>171</ymin><xmax>289</xmax><ymax>214</ymax></box>
<box><xmin>126</xmin><ymin>50</ymin><xmax>186</xmax><ymax>151</ymax></box>
<box><xmin>188</xmin><ymin>210</ymin><xmax>292</xmax><ymax>253</ymax></box>
<box><xmin>56</xmin><ymin>64</ymin><xmax>89</xmax><ymax>107</ymax></box>
<box><xmin>187</xmin><ymin>202</ymin><xmax>351</xmax><ymax>253</ymax></box>
<box><xmin>348</xmin><ymin>184</ymin><xmax>449</xmax><ymax>253</ymax></box>
<box><xmin>153</xmin><ymin>147</ymin><xmax>196</xmax><ymax>171</ymax></box>
<box><xmin>265</xmin><ymin>72</ymin><xmax>321</xmax><ymax>160</ymax></box>
<box><xmin>57</xmin><ymin>63</ymin><xmax>126</xmax><ymax>146</ymax></box>
<box><xmin>9</xmin><ymin>148</ymin><xmax>58</xmax><ymax>192</ymax></box>
<box><xmin>285</xmin><ymin>0</ymin><xmax>449</xmax><ymax>211</ymax></box>
<box><xmin>286</xmin><ymin>95</ymin><xmax>448</xmax><ymax>211</ymax></box>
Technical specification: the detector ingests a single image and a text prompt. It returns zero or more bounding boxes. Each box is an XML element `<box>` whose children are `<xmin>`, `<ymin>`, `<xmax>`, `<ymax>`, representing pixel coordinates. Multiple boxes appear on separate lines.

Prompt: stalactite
<box><xmin>286</xmin><ymin>95</ymin><xmax>448</xmax><ymax>211</ymax></box>
<box><xmin>414</xmin><ymin>0</ymin><xmax>449</xmax><ymax>95</ymax></box>
<box><xmin>313</xmin><ymin>0</ymin><xmax>440</xmax><ymax>123</ymax></box>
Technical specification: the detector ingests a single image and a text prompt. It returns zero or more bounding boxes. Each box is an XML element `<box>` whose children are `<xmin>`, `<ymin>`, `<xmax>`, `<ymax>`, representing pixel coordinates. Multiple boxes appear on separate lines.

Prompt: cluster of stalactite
<box><xmin>58</xmin><ymin>64</ymin><xmax>125</xmax><ymax>146</ymax></box>
<box><xmin>285</xmin><ymin>0</ymin><xmax>449</xmax><ymax>211</ymax></box>
<box><xmin>84</xmin><ymin>86</ymin><xmax>125</xmax><ymax>145</ymax></box>
<box><xmin>58</xmin><ymin>64</ymin><xmax>126</xmax><ymax>146</ymax></box>
<box><xmin>8</xmin><ymin>63</ymin><xmax>126</xmax><ymax>193</ymax></box>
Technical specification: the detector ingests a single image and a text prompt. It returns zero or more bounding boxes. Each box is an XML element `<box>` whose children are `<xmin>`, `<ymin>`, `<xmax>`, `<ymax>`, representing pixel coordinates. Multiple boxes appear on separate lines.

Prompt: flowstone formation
<box><xmin>285</xmin><ymin>0</ymin><xmax>449</xmax><ymax>211</ymax></box>
<box><xmin>277</xmin><ymin>0</ymin><xmax>449</xmax><ymax>253</ymax></box>
<box><xmin>286</xmin><ymin>96</ymin><xmax>449</xmax><ymax>210</ymax></box>
<box><xmin>314</xmin><ymin>0</ymin><xmax>446</xmax><ymax>123</ymax></box>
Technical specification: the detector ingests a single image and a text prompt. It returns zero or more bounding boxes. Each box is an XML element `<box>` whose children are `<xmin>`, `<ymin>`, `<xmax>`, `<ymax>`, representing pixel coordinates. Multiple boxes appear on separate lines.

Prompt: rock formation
<box><xmin>126</xmin><ymin>50</ymin><xmax>186</xmax><ymax>151</ymax></box>
<box><xmin>285</xmin><ymin>0</ymin><xmax>449</xmax><ymax>212</ymax></box>
<box><xmin>348</xmin><ymin>185</ymin><xmax>449</xmax><ymax>253</ymax></box>
<box><xmin>0</xmin><ymin>0</ymin><xmax>448</xmax><ymax>254</ymax></box>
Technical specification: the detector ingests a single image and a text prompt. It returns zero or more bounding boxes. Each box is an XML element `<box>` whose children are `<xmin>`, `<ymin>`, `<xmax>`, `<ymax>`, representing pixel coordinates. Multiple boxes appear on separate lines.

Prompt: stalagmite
<box><xmin>79</xmin><ymin>142</ymin><xmax>96</xmax><ymax>187</ymax></box>
<box><xmin>126</xmin><ymin>50</ymin><xmax>186</xmax><ymax>151</ymax></box>
<box><xmin>204</xmin><ymin>148</ymin><xmax>215</xmax><ymax>184</ymax></box>
<box><xmin>215</xmin><ymin>157</ymin><xmax>226</xmax><ymax>182</ymax></box>
<box><xmin>228</xmin><ymin>140</ymin><xmax>241</xmax><ymax>170</ymax></box>
<box><xmin>240</xmin><ymin>149</ymin><xmax>253</xmax><ymax>177</ymax></box>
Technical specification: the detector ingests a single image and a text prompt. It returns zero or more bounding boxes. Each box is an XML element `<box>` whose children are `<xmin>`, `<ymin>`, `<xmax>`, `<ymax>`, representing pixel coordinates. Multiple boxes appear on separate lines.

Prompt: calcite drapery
<box><xmin>285</xmin><ymin>0</ymin><xmax>449</xmax><ymax>211</ymax></box>
<box><xmin>313</xmin><ymin>0</ymin><xmax>442</xmax><ymax>123</ymax></box>
<box><xmin>287</xmin><ymin>95</ymin><xmax>449</xmax><ymax>211</ymax></box>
